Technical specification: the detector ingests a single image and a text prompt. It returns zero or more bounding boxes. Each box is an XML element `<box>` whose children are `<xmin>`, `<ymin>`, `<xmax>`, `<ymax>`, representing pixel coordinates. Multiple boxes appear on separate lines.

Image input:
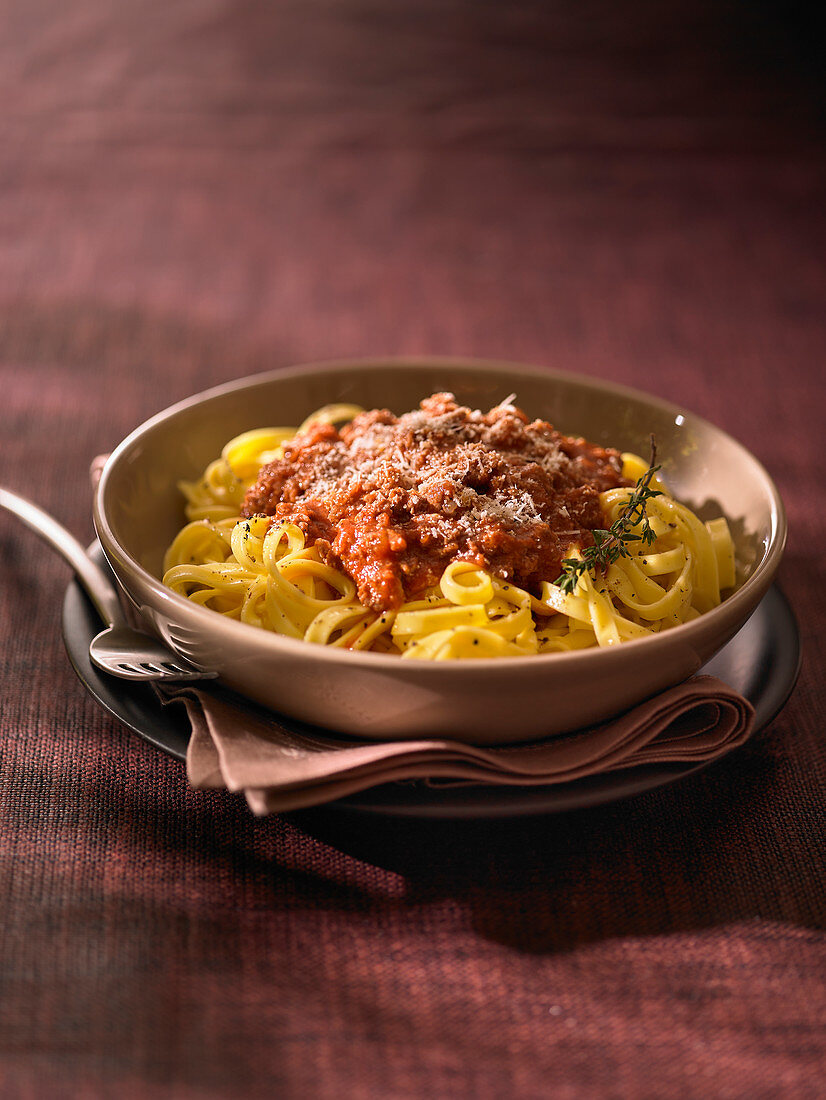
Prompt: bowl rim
<box><xmin>94</xmin><ymin>355</ymin><xmax>788</xmax><ymax>673</ymax></box>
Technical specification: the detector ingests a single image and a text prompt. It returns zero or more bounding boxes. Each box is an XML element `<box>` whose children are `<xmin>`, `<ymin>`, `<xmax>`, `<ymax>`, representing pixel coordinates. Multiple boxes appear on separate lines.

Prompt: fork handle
<box><xmin>0</xmin><ymin>487</ymin><xmax>125</xmax><ymax>627</ymax></box>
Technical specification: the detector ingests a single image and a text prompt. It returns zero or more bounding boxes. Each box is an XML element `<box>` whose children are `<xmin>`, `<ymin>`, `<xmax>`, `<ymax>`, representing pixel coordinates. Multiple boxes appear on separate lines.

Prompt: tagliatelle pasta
<box><xmin>162</xmin><ymin>397</ymin><xmax>736</xmax><ymax>659</ymax></box>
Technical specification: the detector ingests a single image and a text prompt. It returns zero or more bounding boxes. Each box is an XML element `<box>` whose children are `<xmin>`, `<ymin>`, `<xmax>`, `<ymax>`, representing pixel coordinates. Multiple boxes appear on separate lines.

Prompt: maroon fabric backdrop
<box><xmin>1</xmin><ymin>1</ymin><xmax>824</xmax><ymax>1096</ymax></box>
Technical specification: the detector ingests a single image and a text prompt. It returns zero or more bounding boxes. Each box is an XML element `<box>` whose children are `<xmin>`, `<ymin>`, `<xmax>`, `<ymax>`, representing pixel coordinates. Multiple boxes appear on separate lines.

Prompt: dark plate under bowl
<box><xmin>62</xmin><ymin>549</ymin><xmax>800</xmax><ymax>818</ymax></box>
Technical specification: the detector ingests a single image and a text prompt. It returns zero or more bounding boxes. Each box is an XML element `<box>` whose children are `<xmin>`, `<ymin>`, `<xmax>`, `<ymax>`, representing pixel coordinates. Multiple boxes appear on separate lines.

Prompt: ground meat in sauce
<box><xmin>242</xmin><ymin>393</ymin><xmax>630</xmax><ymax>611</ymax></box>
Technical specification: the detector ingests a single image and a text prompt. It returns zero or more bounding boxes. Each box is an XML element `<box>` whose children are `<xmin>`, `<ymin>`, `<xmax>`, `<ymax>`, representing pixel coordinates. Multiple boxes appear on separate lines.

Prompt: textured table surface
<box><xmin>1</xmin><ymin>1</ymin><xmax>824</xmax><ymax>1097</ymax></box>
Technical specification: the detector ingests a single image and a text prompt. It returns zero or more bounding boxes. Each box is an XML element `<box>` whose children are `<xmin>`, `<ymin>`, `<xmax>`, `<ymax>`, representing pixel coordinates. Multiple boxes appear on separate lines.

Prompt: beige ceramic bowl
<box><xmin>94</xmin><ymin>358</ymin><xmax>786</xmax><ymax>744</ymax></box>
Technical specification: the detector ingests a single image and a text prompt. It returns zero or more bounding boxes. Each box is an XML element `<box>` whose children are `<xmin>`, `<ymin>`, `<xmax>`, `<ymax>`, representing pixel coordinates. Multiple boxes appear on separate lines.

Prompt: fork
<box><xmin>0</xmin><ymin>487</ymin><xmax>216</xmax><ymax>682</ymax></box>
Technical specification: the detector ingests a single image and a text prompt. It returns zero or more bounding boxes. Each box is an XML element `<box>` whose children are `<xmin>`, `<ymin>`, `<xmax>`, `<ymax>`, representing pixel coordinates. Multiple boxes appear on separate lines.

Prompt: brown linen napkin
<box><xmin>157</xmin><ymin>676</ymin><xmax>754</xmax><ymax>813</ymax></box>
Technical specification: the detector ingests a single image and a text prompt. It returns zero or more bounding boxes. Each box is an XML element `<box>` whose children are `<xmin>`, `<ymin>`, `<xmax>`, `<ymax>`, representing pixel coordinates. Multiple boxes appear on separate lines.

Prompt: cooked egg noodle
<box><xmin>162</xmin><ymin>418</ymin><xmax>736</xmax><ymax>658</ymax></box>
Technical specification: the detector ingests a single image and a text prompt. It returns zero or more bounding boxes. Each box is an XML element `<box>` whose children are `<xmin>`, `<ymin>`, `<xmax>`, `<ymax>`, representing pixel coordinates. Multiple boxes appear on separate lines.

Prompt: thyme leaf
<box><xmin>554</xmin><ymin>436</ymin><xmax>662</xmax><ymax>595</ymax></box>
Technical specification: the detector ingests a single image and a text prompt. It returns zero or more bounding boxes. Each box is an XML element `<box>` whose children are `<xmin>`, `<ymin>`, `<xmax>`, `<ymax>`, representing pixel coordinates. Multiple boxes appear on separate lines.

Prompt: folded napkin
<box><xmin>157</xmin><ymin>676</ymin><xmax>754</xmax><ymax>814</ymax></box>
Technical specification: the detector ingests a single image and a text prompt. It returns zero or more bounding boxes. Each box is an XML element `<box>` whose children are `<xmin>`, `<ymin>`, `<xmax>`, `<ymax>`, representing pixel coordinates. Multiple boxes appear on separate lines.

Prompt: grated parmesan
<box><xmin>242</xmin><ymin>393</ymin><xmax>628</xmax><ymax>609</ymax></box>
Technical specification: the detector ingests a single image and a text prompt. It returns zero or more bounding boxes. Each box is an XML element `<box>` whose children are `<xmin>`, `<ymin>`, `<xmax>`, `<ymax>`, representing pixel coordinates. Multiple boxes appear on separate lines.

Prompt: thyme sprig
<box><xmin>555</xmin><ymin>436</ymin><xmax>662</xmax><ymax>595</ymax></box>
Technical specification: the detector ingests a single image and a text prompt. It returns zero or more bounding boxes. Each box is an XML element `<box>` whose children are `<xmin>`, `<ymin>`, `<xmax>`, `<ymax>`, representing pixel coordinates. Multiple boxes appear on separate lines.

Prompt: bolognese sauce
<box><xmin>242</xmin><ymin>393</ymin><xmax>629</xmax><ymax>611</ymax></box>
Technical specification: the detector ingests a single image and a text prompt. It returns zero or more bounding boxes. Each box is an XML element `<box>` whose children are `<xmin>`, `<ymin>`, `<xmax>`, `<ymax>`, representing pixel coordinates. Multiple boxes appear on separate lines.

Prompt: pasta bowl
<box><xmin>94</xmin><ymin>358</ymin><xmax>786</xmax><ymax>743</ymax></box>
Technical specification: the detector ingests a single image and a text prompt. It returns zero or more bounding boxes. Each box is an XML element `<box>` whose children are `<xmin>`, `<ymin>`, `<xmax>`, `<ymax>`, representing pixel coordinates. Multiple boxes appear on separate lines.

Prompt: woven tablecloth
<box><xmin>1</xmin><ymin>2</ymin><xmax>824</xmax><ymax>1096</ymax></box>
